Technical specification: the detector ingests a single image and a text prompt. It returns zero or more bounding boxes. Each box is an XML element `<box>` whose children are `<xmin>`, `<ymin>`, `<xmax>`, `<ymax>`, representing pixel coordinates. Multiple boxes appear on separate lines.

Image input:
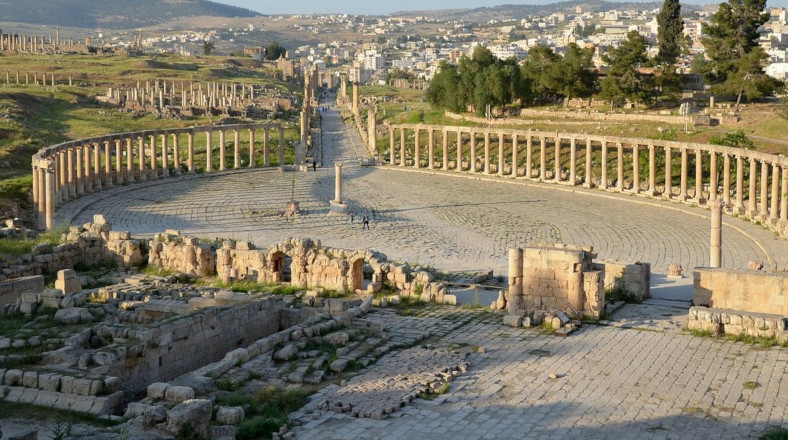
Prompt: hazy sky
<box><xmin>215</xmin><ymin>0</ymin><xmax>788</xmax><ymax>15</ymax></box>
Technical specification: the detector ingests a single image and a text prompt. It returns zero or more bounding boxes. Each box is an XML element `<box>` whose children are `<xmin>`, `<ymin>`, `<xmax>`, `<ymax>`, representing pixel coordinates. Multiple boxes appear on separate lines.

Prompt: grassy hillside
<box><xmin>0</xmin><ymin>0</ymin><xmax>259</xmax><ymax>29</ymax></box>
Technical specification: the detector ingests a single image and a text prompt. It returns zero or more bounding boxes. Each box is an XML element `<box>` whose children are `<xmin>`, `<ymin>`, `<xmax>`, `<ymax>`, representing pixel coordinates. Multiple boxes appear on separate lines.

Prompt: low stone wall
<box><xmin>0</xmin><ymin>370</ymin><xmax>124</xmax><ymax>415</ymax></box>
<box><xmin>687</xmin><ymin>306</ymin><xmax>788</xmax><ymax>342</ymax></box>
<box><xmin>693</xmin><ymin>268</ymin><xmax>788</xmax><ymax>316</ymax></box>
<box><xmin>148</xmin><ymin>230</ymin><xmax>215</xmax><ymax>276</ymax></box>
<box><xmin>0</xmin><ymin>276</ymin><xmax>44</xmax><ymax>305</ymax></box>
<box><xmin>598</xmin><ymin>261</ymin><xmax>651</xmax><ymax>301</ymax></box>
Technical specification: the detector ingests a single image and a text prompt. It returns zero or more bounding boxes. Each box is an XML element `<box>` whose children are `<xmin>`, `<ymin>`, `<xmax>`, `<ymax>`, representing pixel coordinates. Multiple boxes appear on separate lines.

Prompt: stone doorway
<box><xmin>271</xmin><ymin>251</ymin><xmax>290</xmax><ymax>282</ymax></box>
<box><xmin>350</xmin><ymin>258</ymin><xmax>364</xmax><ymax>292</ymax></box>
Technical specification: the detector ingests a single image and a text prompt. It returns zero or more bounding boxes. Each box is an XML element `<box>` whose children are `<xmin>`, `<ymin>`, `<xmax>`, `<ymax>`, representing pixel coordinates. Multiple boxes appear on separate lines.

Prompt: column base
<box><xmin>138</xmin><ymin>173</ymin><xmax>147</xmax><ymax>182</ymax></box>
<box><xmin>328</xmin><ymin>201</ymin><xmax>347</xmax><ymax>217</ymax></box>
<box><xmin>644</xmin><ymin>189</ymin><xmax>658</xmax><ymax>197</ymax></box>
<box><xmin>692</xmin><ymin>197</ymin><xmax>705</xmax><ymax>205</ymax></box>
<box><xmin>583</xmin><ymin>183</ymin><xmax>593</xmax><ymax>189</ymax></box>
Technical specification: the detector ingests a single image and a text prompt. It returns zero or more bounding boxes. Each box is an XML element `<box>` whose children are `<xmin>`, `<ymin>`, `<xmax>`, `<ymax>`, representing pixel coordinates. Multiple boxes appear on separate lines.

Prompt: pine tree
<box><xmin>656</xmin><ymin>0</ymin><xmax>684</xmax><ymax>65</ymax></box>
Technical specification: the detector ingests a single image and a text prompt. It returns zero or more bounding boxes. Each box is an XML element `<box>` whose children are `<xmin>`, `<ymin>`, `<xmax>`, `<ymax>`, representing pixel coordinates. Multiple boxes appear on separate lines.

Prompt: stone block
<box><xmin>216</xmin><ymin>406</ymin><xmax>245</xmax><ymax>425</ymax></box>
<box><xmin>5</xmin><ymin>369</ymin><xmax>22</xmax><ymax>386</ymax></box>
<box><xmin>38</xmin><ymin>373</ymin><xmax>62</xmax><ymax>392</ymax></box>
<box><xmin>54</xmin><ymin>308</ymin><xmax>93</xmax><ymax>325</ymax></box>
<box><xmin>166</xmin><ymin>399</ymin><xmax>212</xmax><ymax>438</ymax></box>
<box><xmin>21</xmin><ymin>371</ymin><xmax>37</xmax><ymax>388</ymax></box>
<box><xmin>164</xmin><ymin>386</ymin><xmax>195</xmax><ymax>403</ymax></box>
<box><xmin>147</xmin><ymin>382</ymin><xmax>170</xmax><ymax>400</ymax></box>
<box><xmin>502</xmin><ymin>314</ymin><xmax>522</xmax><ymax>328</ymax></box>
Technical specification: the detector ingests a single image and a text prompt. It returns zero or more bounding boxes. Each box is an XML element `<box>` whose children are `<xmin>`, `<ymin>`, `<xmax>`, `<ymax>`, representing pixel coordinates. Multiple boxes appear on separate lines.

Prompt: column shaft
<box><xmin>664</xmin><ymin>146</ymin><xmax>671</xmax><ymax>198</ymax></box>
<box><xmin>632</xmin><ymin>144</ymin><xmax>640</xmax><ymax>193</ymax></box>
<box><xmin>709</xmin><ymin>152</ymin><xmax>718</xmax><ymax>201</ymax></box>
<box><xmin>442</xmin><ymin>131</ymin><xmax>449</xmax><ymax>171</ymax></box>
<box><xmin>126</xmin><ymin>139</ymin><xmax>134</xmax><ymax>182</ymax></box>
<box><xmin>413</xmin><ymin>129</ymin><xmax>421</xmax><ymax>169</ymax></box>
<box><xmin>584</xmin><ymin>138</ymin><xmax>592</xmax><ymax>188</ymax></box>
<box><xmin>400</xmin><ymin>128</ymin><xmax>406</xmax><ymax>167</ymax></box>
<box><xmin>219</xmin><ymin>130</ymin><xmax>226</xmax><ymax>171</ymax></box>
<box><xmin>760</xmin><ymin>160</ymin><xmax>769</xmax><ymax>218</ymax></box>
<box><xmin>555</xmin><ymin>137</ymin><xmax>562</xmax><ymax>181</ymax></box>
<box><xmin>511</xmin><ymin>135</ymin><xmax>519</xmax><ymax>177</ymax></box>
<box><xmin>771</xmin><ymin>162</ymin><xmax>780</xmax><ymax>222</ymax></box>
<box><xmin>428</xmin><ymin>129</ymin><xmax>435</xmax><ymax>169</ymax></box>
<box><xmin>735</xmin><ymin>155</ymin><xmax>744</xmax><ymax>211</ymax></box>
<box><xmin>173</xmin><ymin>134</ymin><xmax>181</xmax><ymax>174</ymax></box>
<box><xmin>722</xmin><ymin>155</ymin><xmax>731</xmax><ymax>207</ymax></box>
<box><xmin>748</xmin><ymin>158</ymin><xmax>757</xmax><ymax>216</ymax></box>
<box><xmin>695</xmin><ymin>149</ymin><xmax>703</xmax><ymax>203</ymax></box>
<box><xmin>248</xmin><ymin>129</ymin><xmax>255</xmax><ymax>168</ymax></box>
<box><xmin>600</xmin><ymin>140</ymin><xmax>607</xmax><ymax>189</ymax></box>
<box><xmin>679</xmin><ymin>148</ymin><xmax>688</xmax><ymax>200</ymax></box>
<box><xmin>206</xmin><ymin>131</ymin><xmax>213</xmax><ymax>172</ymax></box>
<box><xmin>616</xmin><ymin>142</ymin><xmax>623</xmax><ymax>190</ymax></box>
<box><xmin>569</xmin><ymin>138</ymin><xmax>577</xmax><ymax>184</ymax></box>
<box><xmin>234</xmin><ymin>129</ymin><xmax>240</xmax><ymax>169</ymax></box>
<box><xmin>648</xmin><ymin>145</ymin><xmax>656</xmax><ymax>195</ymax></box>
<box><xmin>539</xmin><ymin>137</ymin><xmax>546</xmax><ymax>180</ymax></box>
<box><xmin>483</xmin><ymin>132</ymin><xmax>491</xmax><ymax>174</ymax></box>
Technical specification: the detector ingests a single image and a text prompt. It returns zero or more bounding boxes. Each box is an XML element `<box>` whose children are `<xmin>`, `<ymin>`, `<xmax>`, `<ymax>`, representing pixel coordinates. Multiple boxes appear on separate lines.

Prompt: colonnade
<box><xmin>32</xmin><ymin>123</ymin><xmax>287</xmax><ymax>229</ymax></box>
<box><xmin>386</xmin><ymin>124</ymin><xmax>788</xmax><ymax>235</ymax></box>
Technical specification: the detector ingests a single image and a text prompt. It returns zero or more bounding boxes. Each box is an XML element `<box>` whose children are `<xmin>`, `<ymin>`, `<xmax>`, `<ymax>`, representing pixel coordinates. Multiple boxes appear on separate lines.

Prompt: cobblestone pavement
<box><xmin>57</xmin><ymin>106</ymin><xmax>788</xmax><ymax>274</ymax></box>
<box><xmin>292</xmin><ymin>306</ymin><xmax>788</xmax><ymax>440</ymax></box>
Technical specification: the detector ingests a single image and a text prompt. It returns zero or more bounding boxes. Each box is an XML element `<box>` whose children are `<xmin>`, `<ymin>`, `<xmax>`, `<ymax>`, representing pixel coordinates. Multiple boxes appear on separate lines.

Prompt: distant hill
<box><xmin>391</xmin><ymin>1</ymin><xmax>701</xmax><ymax>22</ymax></box>
<box><xmin>0</xmin><ymin>0</ymin><xmax>260</xmax><ymax>30</ymax></box>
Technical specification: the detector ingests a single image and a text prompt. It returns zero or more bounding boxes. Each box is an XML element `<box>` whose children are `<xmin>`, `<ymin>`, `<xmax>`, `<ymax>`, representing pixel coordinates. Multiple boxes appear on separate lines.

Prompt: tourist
<box><xmin>349</xmin><ymin>212</ymin><xmax>355</xmax><ymax>226</ymax></box>
<box><xmin>362</xmin><ymin>214</ymin><xmax>370</xmax><ymax>230</ymax></box>
<box><xmin>313</xmin><ymin>160</ymin><xmax>317</xmax><ymax>172</ymax></box>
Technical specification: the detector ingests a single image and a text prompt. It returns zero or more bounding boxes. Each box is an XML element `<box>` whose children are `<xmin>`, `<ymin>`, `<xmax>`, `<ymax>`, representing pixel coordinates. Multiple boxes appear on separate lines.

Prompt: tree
<box><xmin>264</xmin><ymin>41</ymin><xmax>287</xmax><ymax>61</ymax></box>
<box><xmin>201</xmin><ymin>40</ymin><xmax>215</xmax><ymax>56</ymax></box>
<box><xmin>701</xmin><ymin>0</ymin><xmax>779</xmax><ymax>110</ymax></box>
<box><xmin>426</xmin><ymin>62</ymin><xmax>461</xmax><ymax>112</ymax></box>
<box><xmin>557</xmin><ymin>43</ymin><xmax>596</xmax><ymax>103</ymax></box>
<box><xmin>600</xmin><ymin>31</ymin><xmax>651</xmax><ymax>108</ymax></box>
<box><xmin>656</xmin><ymin>0</ymin><xmax>684</xmax><ymax>65</ymax></box>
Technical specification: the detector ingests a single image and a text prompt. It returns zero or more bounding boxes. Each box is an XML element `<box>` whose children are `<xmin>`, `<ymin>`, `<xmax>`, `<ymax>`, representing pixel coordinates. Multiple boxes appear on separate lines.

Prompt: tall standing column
<box><xmin>44</xmin><ymin>163</ymin><xmax>55</xmax><ymax>230</ymax></box>
<box><xmin>663</xmin><ymin>146</ymin><xmax>671</xmax><ymax>199</ymax></box>
<box><xmin>511</xmin><ymin>134</ymin><xmax>519</xmax><ymax>177</ymax></box>
<box><xmin>126</xmin><ymin>138</ymin><xmax>135</xmax><ymax>182</ymax></box>
<box><xmin>389</xmin><ymin>127</ymin><xmax>395</xmax><ymax>165</ymax></box>
<box><xmin>93</xmin><ymin>143</ymin><xmax>102</xmax><ymax>190</ymax></box>
<box><xmin>770</xmin><ymin>162</ymin><xmax>780</xmax><ymax>223</ymax></box>
<box><xmin>616</xmin><ymin>142</ymin><xmax>624</xmax><ymax>191</ymax></box>
<box><xmin>333</xmin><ymin>163</ymin><xmax>343</xmax><ymax>203</ymax></box>
<box><xmin>233</xmin><ymin>129</ymin><xmax>240</xmax><ymax>169</ymax></box>
<box><xmin>456</xmin><ymin>130</ymin><xmax>463</xmax><ymax>171</ymax></box>
<box><xmin>219</xmin><ymin>130</ymin><xmax>226</xmax><ymax>171</ymax></box>
<box><xmin>710</xmin><ymin>199</ymin><xmax>724</xmax><ymax>268</ymax></box>
<box><xmin>263</xmin><ymin>128</ymin><xmax>270</xmax><ymax>166</ymax></box>
<box><xmin>469</xmin><ymin>132</ymin><xmax>477</xmax><ymax>173</ymax></box>
<box><xmin>172</xmin><ymin>134</ymin><xmax>181</xmax><ymax>174</ymax></box>
<box><xmin>694</xmin><ymin>149</ymin><xmax>703</xmax><ymax>203</ymax></box>
<box><xmin>709</xmin><ymin>151</ymin><xmax>718</xmax><ymax>201</ymax></box>
<box><xmin>555</xmin><ymin>137</ymin><xmax>562</xmax><ymax>181</ymax></box>
<box><xmin>569</xmin><ymin>138</ymin><xmax>577</xmax><ymax>185</ymax></box>
<box><xmin>780</xmin><ymin>165</ymin><xmax>788</xmax><ymax>227</ymax></box>
<box><xmin>679</xmin><ymin>148</ymin><xmax>688</xmax><ymax>200</ymax></box>
<box><xmin>149</xmin><ymin>135</ymin><xmax>157</xmax><ymax>179</ymax></box>
<box><xmin>248</xmin><ymin>129</ymin><xmax>255</xmax><ymax>169</ymax></box>
<box><xmin>539</xmin><ymin>137</ymin><xmax>547</xmax><ymax>180</ymax></box>
<box><xmin>205</xmin><ymin>130</ymin><xmax>213</xmax><ymax>172</ymax></box>
<box><xmin>67</xmin><ymin>147</ymin><xmax>76</xmax><ymax>198</ymax></box>
<box><xmin>278</xmin><ymin>127</ymin><xmax>285</xmax><ymax>166</ymax></box>
<box><xmin>84</xmin><ymin>144</ymin><xmax>93</xmax><ymax>192</ymax></box>
<box><xmin>413</xmin><ymin>128</ymin><xmax>421</xmax><ymax>169</ymax></box>
<box><xmin>104</xmin><ymin>141</ymin><xmax>113</xmax><ymax>187</ymax></box>
<box><xmin>37</xmin><ymin>167</ymin><xmax>46</xmax><ymax>226</ymax></box>
<box><xmin>428</xmin><ymin>129</ymin><xmax>435</xmax><ymax>169</ymax></box>
<box><xmin>722</xmin><ymin>154</ymin><xmax>731</xmax><ymax>207</ymax></box>
<box><xmin>498</xmin><ymin>133</ymin><xmax>505</xmax><ymax>177</ymax></box>
<box><xmin>760</xmin><ymin>160</ymin><xmax>769</xmax><ymax>219</ymax></box>
<box><xmin>187</xmin><ymin>132</ymin><xmax>194</xmax><ymax>173</ymax></box>
<box><xmin>600</xmin><ymin>140</ymin><xmax>608</xmax><ymax>189</ymax></box>
<box><xmin>160</xmin><ymin>134</ymin><xmax>169</xmax><ymax>177</ymax></box>
<box><xmin>584</xmin><ymin>138</ymin><xmax>592</xmax><ymax>188</ymax></box>
<box><xmin>735</xmin><ymin>155</ymin><xmax>744</xmax><ymax>212</ymax></box>
<box><xmin>632</xmin><ymin>144</ymin><xmax>640</xmax><ymax>194</ymax></box>
<box><xmin>32</xmin><ymin>165</ymin><xmax>38</xmax><ymax>218</ymax></box>
<box><xmin>747</xmin><ymin>158</ymin><xmax>757</xmax><ymax>217</ymax></box>
<box><xmin>442</xmin><ymin>130</ymin><xmax>449</xmax><ymax>171</ymax></box>
<box><xmin>648</xmin><ymin>144</ymin><xmax>656</xmax><ymax>196</ymax></box>
<box><xmin>400</xmin><ymin>128</ymin><xmax>406</xmax><ymax>167</ymax></box>
<box><xmin>526</xmin><ymin>133</ymin><xmax>533</xmax><ymax>178</ymax></box>
<box><xmin>114</xmin><ymin>140</ymin><xmax>123</xmax><ymax>185</ymax></box>
<box><xmin>483</xmin><ymin>132</ymin><xmax>491</xmax><ymax>174</ymax></box>
<box><xmin>59</xmin><ymin>150</ymin><xmax>69</xmax><ymax>202</ymax></box>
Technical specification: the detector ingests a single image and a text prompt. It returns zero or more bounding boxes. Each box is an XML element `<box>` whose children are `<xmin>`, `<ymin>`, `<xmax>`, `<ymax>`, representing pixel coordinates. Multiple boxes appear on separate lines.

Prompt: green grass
<box><xmin>0</xmin><ymin>225</ymin><xmax>66</xmax><ymax>256</ymax></box>
<box><xmin>211</xmin><ymin>279</ymin><xmax>303</xmax><ymax>296</ymax></box>
<box><xmin>0</xmin><ymin>400</ymin><xmax>119</xmax><ymax>428</ymax></box>
<box><xmin>219</xmin><ymin>386</ymin><xmax>309</xmax><ymax>440</ymax></box>
<box><xmin>761</xmin><ymin>428</ymin><xmax>788</xmax><ymax>440</ymax></box>
<box><xmin>743</xmin><ymin>381</ymin><xmax>762</xmax><ymax>390</ymax></box>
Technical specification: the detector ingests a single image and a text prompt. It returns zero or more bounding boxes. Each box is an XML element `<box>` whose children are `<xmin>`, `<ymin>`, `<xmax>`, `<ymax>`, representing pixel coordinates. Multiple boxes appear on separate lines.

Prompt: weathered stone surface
<box><xmin>274</xmin><ymin>344</ymin><xmax>299</xmax><ymax>361</ymax></box>
<box><xmin>165</xmin><ymin>399</ymin><xmax>212</xmax><ymax>438</ymax></box>
<box><xmin>147</xmin><ymin>382</ymin><xmax>170</xmax><ymax>400</ymax></box>
<box><xmin>216</xmin><ymin>406</ymin><xmax>245</xmax><ymax>425</ymax></box>
<box><xmin>143</xmin><ymin>404</ymin><xmax>168</xmax><ymax>427</ymax></box>
<box><xmin>164</xmin><ymin>385</ymin><xmax>195</xmax><ymax>403</ymax></box>
<box><xmin>54</xmin><ymin>307</ymin><xmax>93</xmax><ymax>325</ymax></box>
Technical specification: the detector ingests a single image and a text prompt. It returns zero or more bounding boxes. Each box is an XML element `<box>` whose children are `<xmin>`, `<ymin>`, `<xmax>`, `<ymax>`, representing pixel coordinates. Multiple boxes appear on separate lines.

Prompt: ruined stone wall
<box><xmin>0</xmin><ymin>276</ymin><xmax>45</xmax><ymax>305</ymax></box>
<box><xmin>148</xmin><ymin>231</ymin><xmax>215</xmax><ymax>277</ymax></box>
<box><xmin>694</xmin><ymin>268</ymin><xmax>788</xmax><ymax>316</ymax></box>
<box><xmin>111</xmin><ymin>298</ymin><xmax>282</xmax><ymax>392</ymax></box>
<box><xmin>687</xmin><ymin>306</ymin><xmax>788</xmax><ymax>342</ymax></box>
<box><xmin>598</xmin><ymin>261</ymin><xmax>651</xmax><ymax>301</ymax></box>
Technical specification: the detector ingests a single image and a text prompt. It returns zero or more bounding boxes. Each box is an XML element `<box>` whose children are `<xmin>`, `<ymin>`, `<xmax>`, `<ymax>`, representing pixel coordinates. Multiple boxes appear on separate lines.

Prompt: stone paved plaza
<box><xmin>57</xmin><ymin>105</ymin><xmax>788</xmax><ymax>275</ymax></box>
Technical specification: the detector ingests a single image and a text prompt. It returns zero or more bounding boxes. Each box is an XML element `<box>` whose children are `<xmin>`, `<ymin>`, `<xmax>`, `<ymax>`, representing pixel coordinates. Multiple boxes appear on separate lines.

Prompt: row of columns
<box><xmin>388</xmin><ymin>125</ymin><xmax>788</xmax><ymax>227</ymax></box>
<box><xmin>33</xmin><ymin>125</ymin><xmax>287</xmax><ymax>229</ymax></box>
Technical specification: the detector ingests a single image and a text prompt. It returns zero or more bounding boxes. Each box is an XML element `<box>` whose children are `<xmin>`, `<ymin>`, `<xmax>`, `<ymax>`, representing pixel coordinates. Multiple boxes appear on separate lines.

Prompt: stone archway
<box><xmin>270</xmin><ymin>251</ymin><xmax>290</xmax><ymax>283</ymax></box>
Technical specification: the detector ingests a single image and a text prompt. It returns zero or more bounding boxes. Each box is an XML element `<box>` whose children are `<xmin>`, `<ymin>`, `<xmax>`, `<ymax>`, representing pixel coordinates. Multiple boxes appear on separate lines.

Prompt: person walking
<box><xmin>362</xmin><ymin>213</ymin><xmax>370</xmax><ymax>230</ymax></box>
<box><xmin>349</xmin><ymin>212</ymin><xmax>355</xmax><ymax>226</ymax></box>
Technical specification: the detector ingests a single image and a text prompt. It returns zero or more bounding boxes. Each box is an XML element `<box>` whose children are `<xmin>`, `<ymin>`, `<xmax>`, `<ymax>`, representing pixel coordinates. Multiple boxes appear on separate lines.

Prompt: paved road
<box><xmin>57</xmin><ymin>105</ymin><xmax>788</xmax><ymax>274</ymax></box>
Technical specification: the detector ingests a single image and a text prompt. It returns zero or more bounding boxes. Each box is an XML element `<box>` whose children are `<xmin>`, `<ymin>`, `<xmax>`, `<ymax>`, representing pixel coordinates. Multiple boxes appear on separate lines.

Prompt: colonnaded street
<box><xmin>49</xmin><ymin>103</ymin><xmax>788</xmax><ymax>439</ymax></box>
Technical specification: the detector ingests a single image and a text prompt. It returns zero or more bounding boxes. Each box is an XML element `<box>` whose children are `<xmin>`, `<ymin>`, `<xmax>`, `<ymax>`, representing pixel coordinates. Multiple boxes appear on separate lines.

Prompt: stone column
<box><xmin>93</xmin><ymin>143</ymin><xmax>102</xmax><ymax>190</ymax></box>
<box><xmin>428</xmin><ymin>129</ymin><xmax>435</xmax><ymax>169</ymax></box>
<box><xmin>219</xmin><ymin>130</ymin><xmax>226</xmax><ymax>171</ymax></box>
<box><xmin>507</xmin><ymin>248</ymin><xmax>524</xmax><ymax>312</ymax></box>
<box><xmin>206</xmin><ymin>130</ymin><xmax>213</xmax><ymax>172</ymax></box>
<box><xmin>149</xmin><ymin>135</ymin><xmax>157</xmax><ymax>179</ymax></box>
<box><xmin>584</xmin><ymin>138</ymin><xmax>592</xmax><ymax>188</ymax></box>
<box><xmin>67</xmin><ymin>147</ymin><xmax>76</xmax><ymax>198</ymax></box>
<box><xmin>511</xmin><ymin>134</ymin><xmax>519</xmax><ymax>177</ymax></box>
<box><xmin>648</xmin><ymin>144</ymin><xmax>656</xmax><ymax>196</ymax></box>
<box><xmin>233</xmin><ymin>129</ymin><xmax>241</xmax><ymax>169</ymax></box>
<box><xmin>248</xmin><ymin>129</ymin><xmax>255</xmax><ymax>169</ymax></box>
<box><xmin>469</xmin><ymin>132</ymin><xmax>477</xmax><ymax>173</ymax></box>
<box><xmin>76</xmin><ymin>145</ymin><xmax>85</xmax><ymax>194</ymax></box>
<box><xmin>114</xmin><ymin>140</ymin><xmax>123</xmax><ymax>185</ymax></box>
<box><xmin>771</xmin><ymin>162</ymin><xmax>780</xmax><ymax>223</ymax></box>
<box><xmin>456</xmin><ymin>130</ymin><xmax>463</xmax><ymax>171</ymax></box>
<box><xmin>442</xmin><ymin>130</ymin><xmax>449</xmax><ymax>171</ymax></box>
<box><xmin>37</xmin><ymin>167</ymin><xmax>46</xmax><ymax>226</ymax></box>
<box><xmin>632</xmin><ymin>144</ymin><xmax>640</xmax><ymax>194</ymax></box>
<box><xmin>555</xmin><ymin>137</ymin><xmax>562</xmax><ymax>181</ymax></box>
<box><xmin>694</xmin><ymin>149</ymin><xmax>703</xmax><ymax>204</ymax></box>
<box><xmin>125</xmin><ymin>139</ymin><xmax>134</xmax><ymax>183</ymax></box>
<box><xmin>722</xmin><ymin>154</ymin><xmax>731</xmax><ymax>207</ymax></box>
<box><xmin>173</xmin><ymin>134</ymin><xmax>181</xmax><ymax>174</ymax></box>
<box><xmin>709</xmin><ymin>151</ymin><xmax>718</xmax><ymax>201</ymax></box>
<box><xmin>263</xmin><ymin>128</ymin><xmax>270</xmax><ymax>166</ymax></box>
<box><xmin>187</xmin><ymin>132</ymin><xmax>194</xmax><ymax>172</ymax></box>
<box><xmin>735</xmin><ymin>155</ymin><xmax>744</xmax><ymax>212</ymax></box>
<box><xmin>413</xmin><ymin>128</ymin><xmax>421</xmax><ymax>169</ymax></box>
<box><xmin>664</xmin><ymin>146</ymin><xmax>671</xmax><ymax>199</ymax></box>
<box><xmin>498</xmin><ymin>133</ymin><xmax>505</xmax><ymax>177</ymax></box>
<box><xmin>368</xmin><ymin>109</ymin><xmax>377</xmax><ymax>154</ymax></box>
<box><xmin>569</xmin><ymin>138</ymin><xmax>577</xmax><ymax>185</ymax></box>
<box><xmin>161</xmin><ymin>134</ymin><xmax>169</xmax><ymax>177</ymax></box>
<box><xmin>710</xmin><ymin>199</ymin><xmax>723</xmax><ymax>268</ymax></box>
<box><xmin>333</xmin><ymin>163</ymin><xmax>343</xmax><ymax>202</ymax></box>
<box><xmin>84</xmin><ymin>144</ymin><xmax>93</xmax><ymax>192</ymax></box>
<box><xmin>389</xmin><ymin>127</ymin><xmax>396</xmax><ymax>165</ymax></box>
<box><xmin>780</xmin><ymin>165</ymin><xmax>788</xmax><ymax>227</ymax></box>
<box><xmin>45</xmin><ymin>163</ymin><xmax>55</xmax><ymax>230</ymax></box>
<box><xmin>352</xmin><ymin>83</ymin><xmax>359</xmax><ymax>114</ymax></box>
<box><xmin>59</xmin><ymin>150</ymin><xmax>69</xmax><ymax>202</ymax></box>
<box><xmin>138</xmin><ymin>137</ymin><xmax>147</xmax><ymax>181</ymax></box>
<box><xmin>526</xmin><ymin>133</ymin><xmax>533</xmax><ymax>178</ymax></box>
<box><xmin>616</xmin><ymin>142</ymin><xmax>623</xmax><ymax>191</ymax></box>
<box><xmin>278</xmin><ymin>127</ymin><xmax>285</xmax><ymax>166</ymax></box>
<box><xmin>760</xmin><ymin>160</ymin><xmax>769</xmax><ymax>219</ymax></box>
<box><xmin>104</xmin><ymin>141</ymin><xmax>113</xmax><ymax>187</ymax></box>
<box><xmin>600</xmin><ymin>139</ymin><xmax>608</xmax><ymax>189</ymax></box>
<box><xmin>679</xmin><ymin>148</ymin><xmax>688</xmax><ymax>200</ymax></box>
<box><xmin>400</xmin><ymin>128</ymin><xmax>406</xmax><ymax>167</ymax></box>
<box><xmin>539</xmin><ymin>137</ymin><xmax>547</xmax><ymax>180</ymax></box>
<box><xmin>747</xmin><ymin>158</ymin><xmax>757</xmax><ymax>217</ymax></box>
<box><xmin>32</xmin><ymin>165</ymin><xmax>38</xmax><ymax>213</ymax></box>
<box><xmin>483</xmin><ymin>132</ymin><xmax>491</xmax><ymax>174</ymax></box>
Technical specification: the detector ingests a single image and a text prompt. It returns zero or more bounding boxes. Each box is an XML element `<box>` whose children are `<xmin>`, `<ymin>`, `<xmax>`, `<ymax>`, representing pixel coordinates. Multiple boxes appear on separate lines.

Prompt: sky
<box><xmin>215</xmin><ymin>0</ymin><xmax>788</xmax><ymax>16</ymax></box>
